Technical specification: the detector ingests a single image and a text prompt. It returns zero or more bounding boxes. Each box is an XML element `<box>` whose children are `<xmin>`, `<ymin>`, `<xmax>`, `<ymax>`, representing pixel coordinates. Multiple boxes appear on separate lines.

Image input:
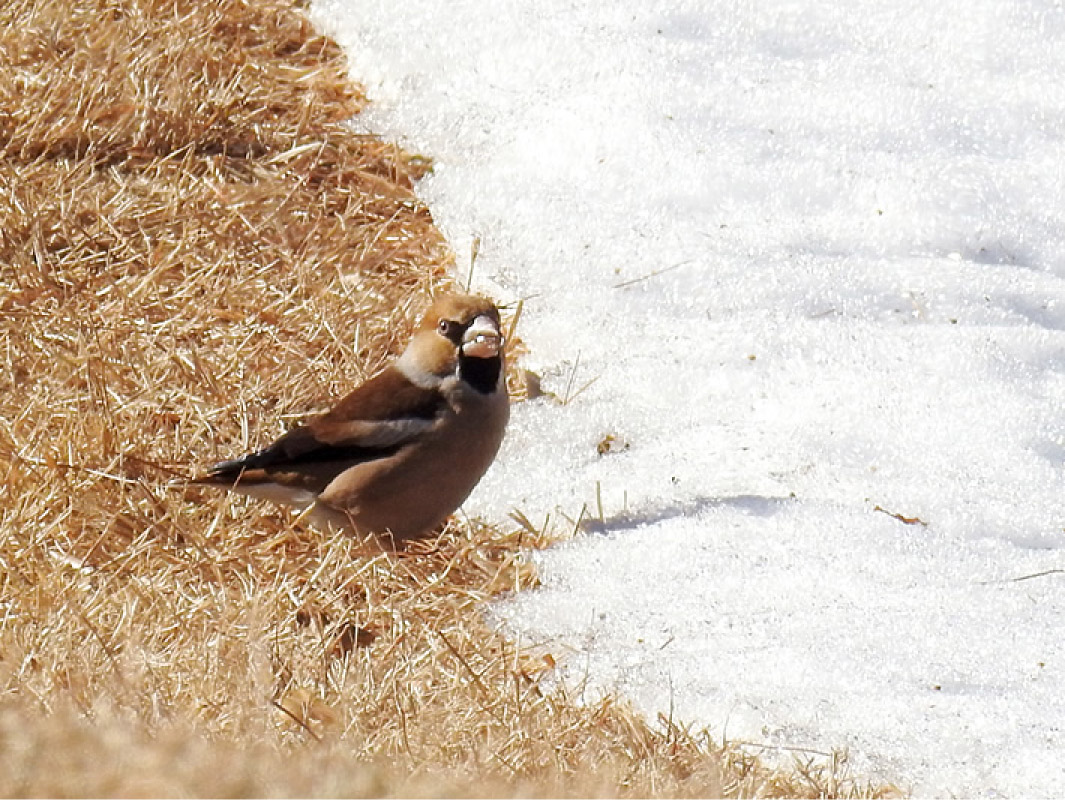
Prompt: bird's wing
<box><xmin>199</xmin><ymin>367</ymin><xmax>446</xmax><ymax>483</ymax></box>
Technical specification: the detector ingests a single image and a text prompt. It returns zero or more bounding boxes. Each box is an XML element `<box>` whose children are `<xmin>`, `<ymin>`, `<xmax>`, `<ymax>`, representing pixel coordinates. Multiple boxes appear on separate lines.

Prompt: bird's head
<box><xmin>398</xmin><ymin>294</ymin><xmax>505</xmax><ymax>393</ymax></box>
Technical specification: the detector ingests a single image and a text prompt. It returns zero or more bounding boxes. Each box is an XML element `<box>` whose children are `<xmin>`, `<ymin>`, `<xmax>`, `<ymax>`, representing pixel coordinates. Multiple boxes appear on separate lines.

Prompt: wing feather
<box><xmin>198</xmin><ymin>367</ymin><xmax>446</xmax><ymax>484</ymax></box>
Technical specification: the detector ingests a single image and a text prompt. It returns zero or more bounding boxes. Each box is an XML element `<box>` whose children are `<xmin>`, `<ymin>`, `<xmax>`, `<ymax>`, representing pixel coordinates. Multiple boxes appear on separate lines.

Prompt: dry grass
<box><xmin>0</xmin><ymin>0</ymin><xmax>896</xmax><ymax>796</ymax></box>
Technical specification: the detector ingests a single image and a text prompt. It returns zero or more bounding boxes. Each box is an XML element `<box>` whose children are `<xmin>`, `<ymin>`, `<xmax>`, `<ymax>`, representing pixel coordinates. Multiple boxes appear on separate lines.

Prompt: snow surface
<box><xmin>310</xmin><ymin>1</ymin><xmax>1065</xmax><ymax>796</ymax></box>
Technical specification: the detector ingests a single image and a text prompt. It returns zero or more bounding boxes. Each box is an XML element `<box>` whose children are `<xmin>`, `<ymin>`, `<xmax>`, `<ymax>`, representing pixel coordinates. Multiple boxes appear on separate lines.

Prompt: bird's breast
<box><xmin>317</xmin><ymin>388</ymin><xmax>509</xmax><ymax>540</ymax></box>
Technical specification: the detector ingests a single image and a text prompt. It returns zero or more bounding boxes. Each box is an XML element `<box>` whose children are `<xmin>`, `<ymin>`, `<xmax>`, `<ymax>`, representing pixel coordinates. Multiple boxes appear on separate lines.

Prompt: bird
<box><xmin>191</xmin><ymin>293</ymin><xmax>509</xmax><ymax>543</ymax></box>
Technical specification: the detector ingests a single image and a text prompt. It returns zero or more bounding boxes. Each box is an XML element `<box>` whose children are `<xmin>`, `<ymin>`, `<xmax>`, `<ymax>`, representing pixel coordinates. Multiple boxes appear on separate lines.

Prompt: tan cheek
<box><xmin>417</xmin><ymin>334</ymin><xmax>460</xmax><ymax>375</ymax></box>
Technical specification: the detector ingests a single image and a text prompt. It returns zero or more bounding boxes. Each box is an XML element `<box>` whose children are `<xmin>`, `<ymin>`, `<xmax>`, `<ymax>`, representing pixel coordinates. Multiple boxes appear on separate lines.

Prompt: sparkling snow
<box><xmin>310</xmin><ymin>1</ymin><xmax>1065</xmax><ymax>796</ymax></box>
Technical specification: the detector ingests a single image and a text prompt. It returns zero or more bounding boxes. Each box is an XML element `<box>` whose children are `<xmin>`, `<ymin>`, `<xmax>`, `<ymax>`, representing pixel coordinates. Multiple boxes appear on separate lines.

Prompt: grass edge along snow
<box><xmin>0</xmin><ymin>0</ymin><xmax>894</xmax><ymax>795</ymax></box>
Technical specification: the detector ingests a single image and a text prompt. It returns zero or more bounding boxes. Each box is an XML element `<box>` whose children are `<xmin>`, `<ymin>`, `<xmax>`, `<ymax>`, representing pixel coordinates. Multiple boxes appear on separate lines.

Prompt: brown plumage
<box><xmin>192</xmin><ymin>294</ymin><xmax>509</xmax><ymax>542</ymax></box>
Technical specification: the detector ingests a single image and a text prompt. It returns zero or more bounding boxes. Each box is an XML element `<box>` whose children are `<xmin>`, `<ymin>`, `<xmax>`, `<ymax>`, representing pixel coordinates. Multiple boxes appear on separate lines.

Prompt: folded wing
<box><xmin>195</xmin><ymin>368</ymin><xmax>445</xmax><ymax>493</ymax></box>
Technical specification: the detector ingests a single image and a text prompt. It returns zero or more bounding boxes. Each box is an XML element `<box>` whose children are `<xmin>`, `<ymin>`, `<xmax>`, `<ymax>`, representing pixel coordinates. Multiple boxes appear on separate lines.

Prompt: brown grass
<box><xmin>0</xmin><ymin>0</ymin><xmax>895</xmax><ymax>796</ymax></box>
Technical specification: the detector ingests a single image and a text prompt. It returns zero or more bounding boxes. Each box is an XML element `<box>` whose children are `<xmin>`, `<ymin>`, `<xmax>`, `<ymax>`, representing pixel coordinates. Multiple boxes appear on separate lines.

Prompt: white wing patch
<box><xmin>322</xmin><ymin>417</ymin><xmax>437</xmax><ymax>450</ymax></box>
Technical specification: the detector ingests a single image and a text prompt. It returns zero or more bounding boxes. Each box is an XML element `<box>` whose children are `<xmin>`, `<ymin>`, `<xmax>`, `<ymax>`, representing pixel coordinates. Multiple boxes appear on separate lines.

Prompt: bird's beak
<box><xmin>461</xmin><ymin>315</ymin><xmax>503</xmax><ymax>359</ymax></box>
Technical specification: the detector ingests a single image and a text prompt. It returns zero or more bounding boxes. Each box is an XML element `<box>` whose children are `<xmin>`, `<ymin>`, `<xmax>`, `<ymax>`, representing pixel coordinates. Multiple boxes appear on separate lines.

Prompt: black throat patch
<box><xmin>460</xmin><ymin>354</ymin><xmax>502</xmax><ymax>395</ymax></box>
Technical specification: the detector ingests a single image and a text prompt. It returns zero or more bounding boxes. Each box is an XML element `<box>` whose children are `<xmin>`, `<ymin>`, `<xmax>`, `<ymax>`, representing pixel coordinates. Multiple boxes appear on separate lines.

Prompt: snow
<box><xmin>309</xmin><ymin>1</ymin><xmax>1065</xmax><ymax>796</ymax></box>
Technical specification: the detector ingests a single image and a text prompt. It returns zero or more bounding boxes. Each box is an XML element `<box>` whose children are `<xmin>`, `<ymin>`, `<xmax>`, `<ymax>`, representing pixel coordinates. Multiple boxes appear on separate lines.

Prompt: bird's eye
<box><xmin>438</xmin><ymin>319</ymin><xmax>456</xmax><ymax>336</ymax></box>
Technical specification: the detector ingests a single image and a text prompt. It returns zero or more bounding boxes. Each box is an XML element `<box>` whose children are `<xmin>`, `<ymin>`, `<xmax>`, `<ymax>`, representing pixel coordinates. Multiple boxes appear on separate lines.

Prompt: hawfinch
<box><xmin>193</xmin><ymin>294</ymin><xmax>509</xmax><ymax>542</ymax></box>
